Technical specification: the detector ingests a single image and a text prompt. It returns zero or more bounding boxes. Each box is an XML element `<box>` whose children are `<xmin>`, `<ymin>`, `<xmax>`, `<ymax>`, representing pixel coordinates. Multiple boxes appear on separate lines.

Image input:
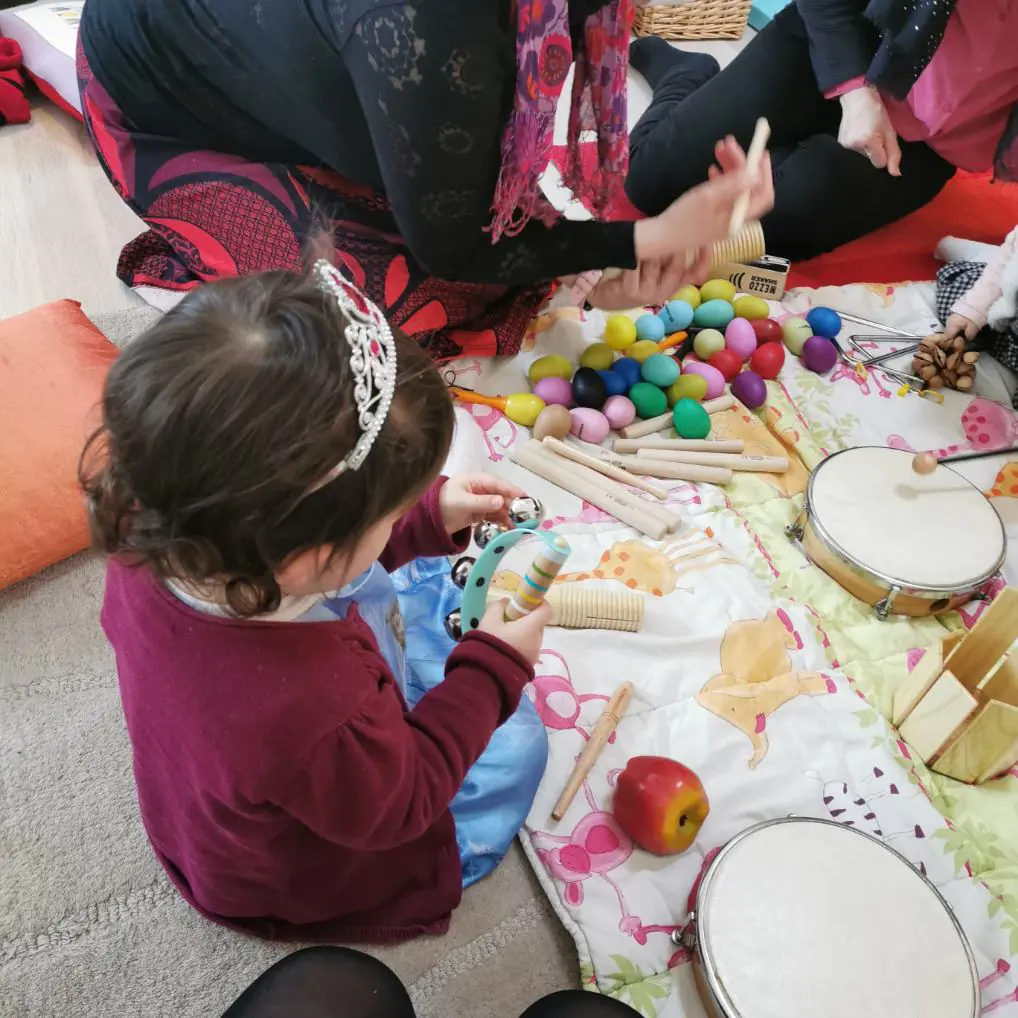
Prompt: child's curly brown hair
<box><xmin>80</xmin><ymin>269</ymin><xmax>454</xmax><ymax>617</ymax></box>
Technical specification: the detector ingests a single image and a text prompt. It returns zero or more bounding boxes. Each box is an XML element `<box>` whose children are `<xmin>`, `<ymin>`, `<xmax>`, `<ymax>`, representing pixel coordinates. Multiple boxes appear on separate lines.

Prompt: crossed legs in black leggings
<box><xmin>625</xmin><ymin>6</ymin><xmax>956</xmax><ymax>261</ymax></box>
<box><xmin>222</xmin><ymin>947</ymin><xmax>641</xmax><ymax>1018</ymax></box>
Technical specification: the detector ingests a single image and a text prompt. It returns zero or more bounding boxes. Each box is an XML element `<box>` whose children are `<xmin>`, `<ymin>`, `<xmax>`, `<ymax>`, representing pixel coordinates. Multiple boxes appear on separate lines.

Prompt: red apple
<box><xmin>613</xmin><ymin>756</ymin><xmax>709</xmax><ymax>856</ymax></box>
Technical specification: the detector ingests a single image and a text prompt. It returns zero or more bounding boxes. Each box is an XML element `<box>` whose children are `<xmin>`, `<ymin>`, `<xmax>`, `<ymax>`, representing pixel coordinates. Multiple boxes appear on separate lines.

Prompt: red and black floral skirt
<box><xmin>76</xmin><ymin>46</ymin><xmax>547</xmax><ymax>361</ymax></box>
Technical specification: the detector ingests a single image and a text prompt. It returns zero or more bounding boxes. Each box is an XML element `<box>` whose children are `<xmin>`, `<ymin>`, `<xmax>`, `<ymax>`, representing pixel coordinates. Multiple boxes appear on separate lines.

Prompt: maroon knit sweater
<box><xmin>100</xmin><ymin>480</ymin><xmax>534</xmax><ymax>942</ymax></box>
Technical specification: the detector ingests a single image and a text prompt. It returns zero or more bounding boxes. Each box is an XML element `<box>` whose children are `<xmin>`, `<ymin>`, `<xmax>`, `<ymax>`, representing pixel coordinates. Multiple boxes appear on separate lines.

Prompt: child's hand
<box><xmin>439</xmin><ymin>473</ymin><xmax>526</xmax><ymax>536</ymax></box>
<box><xmin>943</xmin><ymin>313</ymin><xmax>980</xmax><ymax>342</ymax></box>
<box><xmin>476</xmin><ymin>599</ymin><xmax>552</xmax><ymax>666</ymax></box>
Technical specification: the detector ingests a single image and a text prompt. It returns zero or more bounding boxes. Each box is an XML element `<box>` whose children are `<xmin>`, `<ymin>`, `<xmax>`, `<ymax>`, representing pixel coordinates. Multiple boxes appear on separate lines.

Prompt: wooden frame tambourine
<box><xmin>445</xmin><ymin>523</ymin><xmax>571</xmax><ymax>640</ymax></box>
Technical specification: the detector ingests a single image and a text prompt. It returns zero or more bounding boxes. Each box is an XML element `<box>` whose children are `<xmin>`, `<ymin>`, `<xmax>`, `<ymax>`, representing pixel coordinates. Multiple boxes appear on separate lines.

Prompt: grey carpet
<box><xmin>0</xmin><ymin>305</ymin><xmax>576</xmax><ymax>1017</ymax></box>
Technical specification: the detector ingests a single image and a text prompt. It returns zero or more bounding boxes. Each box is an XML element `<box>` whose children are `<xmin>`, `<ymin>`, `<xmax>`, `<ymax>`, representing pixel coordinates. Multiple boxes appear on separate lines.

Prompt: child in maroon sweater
<box><xmin>81</xmin><ymin>262</ymin><xmax>551</xmax><ymax>943</ymax></box>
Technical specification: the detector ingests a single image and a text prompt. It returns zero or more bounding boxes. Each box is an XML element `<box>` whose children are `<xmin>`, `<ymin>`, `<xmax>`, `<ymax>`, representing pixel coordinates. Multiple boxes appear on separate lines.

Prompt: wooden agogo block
<box><xmin>899</xmin><ymin>670</ymin><xmax>980</xmax><ymax>764</ymax></box>
<box><xmin>942</xmin><ymin>588</ymin><xmax>1018</xmax><ymax>689</ymax></box>
<box><xmin>932</xmin><ymin>699</ymin><xmax>1018</xmax><ymax>783</ymax></box>
<box><xmin>977</xmin><ymin>738</ymin><xmax>1018</xmax><ymax>784</ymax></box>
<box><xmin>892</xmin><ymin>630</ymin><xmax>966</xmax><ymax>726</ymax></box>
<box><xmin>982</xmin><ymin>652</ymin><xmax>1018</xmax><ymax>708</ymax></box>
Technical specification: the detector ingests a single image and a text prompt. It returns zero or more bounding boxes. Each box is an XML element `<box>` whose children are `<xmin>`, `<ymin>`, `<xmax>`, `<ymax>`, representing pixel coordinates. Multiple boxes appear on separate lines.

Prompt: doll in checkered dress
<box><xmin>936</xmin><ymin>226</ymin><xmax>1018</xmax><ymax>408</ymax></box>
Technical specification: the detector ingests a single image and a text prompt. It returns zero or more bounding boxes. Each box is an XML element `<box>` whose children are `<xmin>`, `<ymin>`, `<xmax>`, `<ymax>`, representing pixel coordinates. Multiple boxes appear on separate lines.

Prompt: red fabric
<box><xmin>790</xmin><ymin>173</ymin><xmax>1018</xmax><ymax>288</ymax></box>
<box><xmin>77</xmin><ymin>44</ymin><xmax>546</xmax><ymax>362</ymax></box>
<box><xmin>100</xmin><ymin>479</ymin><xmax>535</xmax><ymax>943</ymax></box>
<box><xmin>553</xmin><ymin>142</ymin><xmax>1018</xmax><ymax>287</ymax></box>
<box><xmin>0</xmin><ymin>37</ymin><xmax>29</xmax><ymax>126</ymax></box>
<box><xmin>552</xmin><ymin>142</ymin><xmax>644</xmax><ymax>223</ymax></box>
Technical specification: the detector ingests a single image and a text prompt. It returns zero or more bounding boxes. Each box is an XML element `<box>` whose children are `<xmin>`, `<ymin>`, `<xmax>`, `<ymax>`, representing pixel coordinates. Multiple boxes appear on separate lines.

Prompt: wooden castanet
<box><xmin>634</xmin><ymin>449</ymin><xmax>789</xmax><ymax>473</ymax></box>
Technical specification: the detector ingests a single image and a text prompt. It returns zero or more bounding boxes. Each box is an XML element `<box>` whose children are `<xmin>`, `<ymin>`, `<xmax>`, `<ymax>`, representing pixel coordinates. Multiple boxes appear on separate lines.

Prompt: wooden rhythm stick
<box><xmin>552</xmin><ymin>681</ymin><xmax>635</xmax><ymax>821</ymax></box>
<box><xmin>614</xmin><ymin>437</ymin><xmax>746</xmax><ymax>454</ymax></box>
<box><xmin>623</xmin><ymin>457</ymin><xmax>733</xmax><ymax>485</ymax></box>
<box><xmin>619</xmin><ymin>394</ymin><xmax>735</xmax><ymax>440</ymax></box>
<box><xmin>532</xmin><ymin>443</ymin><xmax>680</xmax><ymax>532</ymax></box>
<box><xmin>634</xmin><ymin>449</ymin><xmax>789</xmax><ymax>473</ymax></box>
<box><xmin>729</xmin><ymin>117</ymin><xmax>771</xmax><ymax>235</ymax></box>
<box><xmin>503</xmin><ymin>534</ymin><xmax>570</xmax><ymax>622</ymax></box>
<box><xmin>542</xmin><ymin>436</ymin><xmax>668</xmax><ymax>499</ymax></box>
<box><xmin>511</xmin><ymin>441</ymin><xmax>669</xmax><ymax>540</ymax></box>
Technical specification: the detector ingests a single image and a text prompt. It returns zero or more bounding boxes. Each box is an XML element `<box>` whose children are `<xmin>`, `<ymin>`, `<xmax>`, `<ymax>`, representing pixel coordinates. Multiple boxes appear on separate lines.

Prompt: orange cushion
<box><xmin>0</xmin><ymin>300</ymin><xmax>119</xmax><ymax>589</ymax></box>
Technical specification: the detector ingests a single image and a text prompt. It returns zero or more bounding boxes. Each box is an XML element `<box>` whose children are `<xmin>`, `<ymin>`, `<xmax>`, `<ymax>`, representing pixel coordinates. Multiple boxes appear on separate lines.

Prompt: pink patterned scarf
<box><xmin>489</xmin><ymin>0</ymin><xmax>635</xmax><ymax>242</ymax></box>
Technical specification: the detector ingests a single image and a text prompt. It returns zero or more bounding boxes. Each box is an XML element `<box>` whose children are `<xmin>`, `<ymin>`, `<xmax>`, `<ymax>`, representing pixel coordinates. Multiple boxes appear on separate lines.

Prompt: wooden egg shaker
<box><xmin>892</xmin><ymin>589</ymin><xmax>1018</xmax><ymax>784</ymax></box>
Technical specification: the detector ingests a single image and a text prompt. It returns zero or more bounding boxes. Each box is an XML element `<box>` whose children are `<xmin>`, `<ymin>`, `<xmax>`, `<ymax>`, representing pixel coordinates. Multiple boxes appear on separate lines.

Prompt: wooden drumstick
<box><xmin>614</xmin><ymin>438</ymin><xmax>745</xmax><ymax>454</ymax></box>
<box><xmin>542</xmin><ymin>437</ymin><xmax>668</xmax><ymax>499</ymax></box>
<box><xmin>729</xmin><ymin>117</ymin><xmax>771</xmax><ymax>235</ymax></box>
<box><xmin>504</xmin><ymin>534</ymin><xmax>570</xmax><ymax>622</ymax></box>
<box><xmin>619</xmin><ymin>395</ymin><xmax>735</xmax><ymax>440</ymax></box>
<box><xmin>535</xmin><ymin>441</ymin><xmax>679</xmax><ymax>527</ymax></box>
<box><xmin>519</xmin><ymin>442</ymin><xmax>679</xmax><ymax>531</ymax></box>
<box><xmin>552</xmin><ymin>681</ymin><xmax>634</xmax><ymax>821</ymax></box>
<box><xmin>912</xmin><ymin>446</ymin><xmax>1018</xmax><ymax>474</ymax></box>
<box><xmin>511</xmin><ymin>441</ymin><xmax>669</xmax><ymax>540</ymax></box>
<box><xmin>634</xmin><ymin>449</ymin><xmax>789</xmax><ymax>473</ymax></box>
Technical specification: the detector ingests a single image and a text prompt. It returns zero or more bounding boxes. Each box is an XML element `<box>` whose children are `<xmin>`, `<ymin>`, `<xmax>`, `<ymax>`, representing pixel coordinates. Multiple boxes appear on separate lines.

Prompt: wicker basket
<box><xmin>632</xmin><ymin>0</ymin><xmax>752</xmax><ymax>40</ymax></box>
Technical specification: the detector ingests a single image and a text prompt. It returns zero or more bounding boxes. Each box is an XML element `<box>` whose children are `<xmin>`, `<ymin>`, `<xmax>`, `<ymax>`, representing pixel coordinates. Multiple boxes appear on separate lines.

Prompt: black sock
<box><xmin>630</xmin><ymin>37</ymin><xmax>720</xmax><ymax>92</ymax></box>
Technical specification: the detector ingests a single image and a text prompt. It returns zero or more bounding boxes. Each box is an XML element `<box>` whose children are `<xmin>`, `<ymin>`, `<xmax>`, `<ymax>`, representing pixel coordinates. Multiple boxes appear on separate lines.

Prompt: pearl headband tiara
<box><xmin>306</xmin><ymin>259</ymin><xmax>397</xmax><ymax>493</ymax></box>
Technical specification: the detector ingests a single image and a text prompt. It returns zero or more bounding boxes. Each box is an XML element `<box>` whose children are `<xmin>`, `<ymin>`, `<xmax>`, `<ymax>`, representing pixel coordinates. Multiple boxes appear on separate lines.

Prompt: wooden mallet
<box><xmin>912</xmin><ymin>445</ymin><xmax>1018</xmax><ymax>474</ymax></box>
<box><xmin>552</xmin><ymin>681</ymin><xmax>635</xmax><ymax>821</ymax></box>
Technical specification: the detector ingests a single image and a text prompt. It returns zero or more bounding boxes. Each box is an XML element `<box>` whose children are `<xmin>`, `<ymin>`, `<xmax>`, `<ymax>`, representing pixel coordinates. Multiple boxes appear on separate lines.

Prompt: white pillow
<box><xmin>0</xmin><ymin>1</ymin><xmax>83</xmax><ymax>117</ymax></box>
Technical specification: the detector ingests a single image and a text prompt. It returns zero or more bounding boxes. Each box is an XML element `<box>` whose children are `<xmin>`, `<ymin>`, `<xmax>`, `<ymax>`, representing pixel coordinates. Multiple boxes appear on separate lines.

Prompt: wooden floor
<box><xmin>0</xmin><ymin>36</ymin><xmax>749</xmax><ymax>322</ymax></box>
<box><xmin>0</xmin><ymin>101</ymin><xmax>145</xmax><ymax>320</ymax></box>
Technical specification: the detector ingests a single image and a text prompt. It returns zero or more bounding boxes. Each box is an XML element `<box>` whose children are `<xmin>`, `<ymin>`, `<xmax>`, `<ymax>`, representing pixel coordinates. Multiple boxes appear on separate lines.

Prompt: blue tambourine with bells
<box><xmin>445</xmin><ymin>496</ymin><xmax>571</xmax><ymax>640</ymax></box>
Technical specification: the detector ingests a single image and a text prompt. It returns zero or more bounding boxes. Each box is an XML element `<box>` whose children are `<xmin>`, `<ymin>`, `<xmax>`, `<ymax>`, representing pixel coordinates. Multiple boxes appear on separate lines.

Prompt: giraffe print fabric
<box><xmin>439</xmin><ymin>279</ymin><xmax>1018</xmax><ymax>1017</ymax></box>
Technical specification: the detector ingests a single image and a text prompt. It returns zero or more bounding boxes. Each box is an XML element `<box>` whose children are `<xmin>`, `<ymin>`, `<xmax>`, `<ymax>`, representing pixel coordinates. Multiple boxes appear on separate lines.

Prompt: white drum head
<box><xmin>698</xmin><ymin>820</ymin><xmax>977</xmax><ymax>1018</ymax></box>
<box><xmin>808</xmin><ymin>447</ymin><xmax>1004</xmax><ymax>589</ymax></box>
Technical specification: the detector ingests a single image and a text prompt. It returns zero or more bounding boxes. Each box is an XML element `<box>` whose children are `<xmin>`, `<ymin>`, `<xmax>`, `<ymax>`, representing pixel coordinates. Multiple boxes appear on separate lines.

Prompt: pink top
<box><xmin>828</xmin><ymin>0</ymin><xmax>1018</xmax><ymax>173</ymax></box>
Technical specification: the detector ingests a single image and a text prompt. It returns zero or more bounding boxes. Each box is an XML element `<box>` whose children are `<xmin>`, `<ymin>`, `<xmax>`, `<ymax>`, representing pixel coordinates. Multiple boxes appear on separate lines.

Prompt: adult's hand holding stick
<box><xmin>552</xmin><ymin>681</ymin><xmax>635</xmax><ymax>821</ymax></box>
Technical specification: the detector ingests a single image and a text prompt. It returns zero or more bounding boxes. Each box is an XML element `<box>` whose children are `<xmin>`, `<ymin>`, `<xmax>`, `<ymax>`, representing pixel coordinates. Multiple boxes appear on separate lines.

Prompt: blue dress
<box><xmin>320</xmin><ymin>557</ymin><xmax>549</xmax><ymax>887</ymax></box>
